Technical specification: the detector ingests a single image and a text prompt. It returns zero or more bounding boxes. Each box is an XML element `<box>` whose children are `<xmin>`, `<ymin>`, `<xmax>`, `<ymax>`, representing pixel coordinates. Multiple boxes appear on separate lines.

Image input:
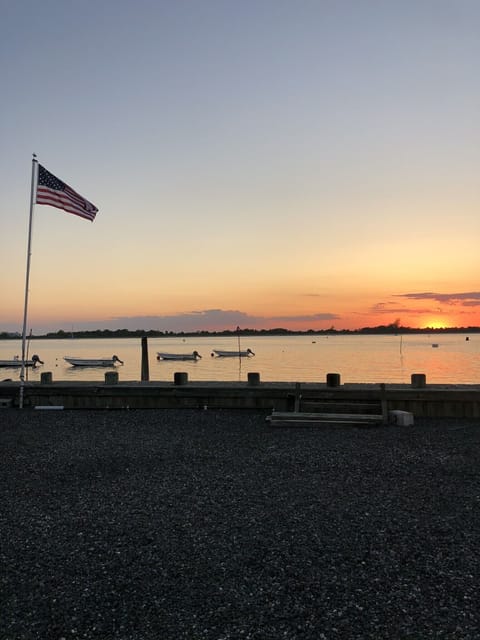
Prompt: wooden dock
<box><xmin>1</xmin><ymin>379</ymin><xmax>480</xmax><ymax>417</ymax></box>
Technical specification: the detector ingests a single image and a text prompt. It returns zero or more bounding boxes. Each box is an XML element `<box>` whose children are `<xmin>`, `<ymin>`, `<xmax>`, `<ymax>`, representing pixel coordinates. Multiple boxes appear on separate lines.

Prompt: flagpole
<box><xmin>19</xmin><ymin>155</ymin><xmax>38</xmax><ymax>409</ymax></box>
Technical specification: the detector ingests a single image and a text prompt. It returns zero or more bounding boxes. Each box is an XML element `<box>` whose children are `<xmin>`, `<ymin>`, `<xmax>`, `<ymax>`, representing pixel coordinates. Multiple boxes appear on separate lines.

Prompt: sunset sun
<box><xmin>421</xmin><ymin>319</ymin><xmax>451</xmax><ymax>330</ymax></box>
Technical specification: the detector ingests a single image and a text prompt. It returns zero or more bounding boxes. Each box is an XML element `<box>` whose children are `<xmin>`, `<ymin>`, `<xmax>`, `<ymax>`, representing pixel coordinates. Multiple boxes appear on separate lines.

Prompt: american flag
<box><xmin>36</xmin><ymin>164</ymin><xmax>98</xmax><ymax>222</ymax></box>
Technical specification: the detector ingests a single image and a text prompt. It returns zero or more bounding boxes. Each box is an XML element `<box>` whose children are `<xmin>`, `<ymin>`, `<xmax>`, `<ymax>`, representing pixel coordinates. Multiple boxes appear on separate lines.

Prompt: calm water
<box><xmin>1</xmin><ymin>334</ymin><xmax>479</xmax><ymax>384</ymax></box>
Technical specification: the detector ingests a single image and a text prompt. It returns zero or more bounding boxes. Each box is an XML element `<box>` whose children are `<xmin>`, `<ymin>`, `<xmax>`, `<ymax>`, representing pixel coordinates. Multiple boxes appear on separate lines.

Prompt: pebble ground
<box><xmin>1</xmin><ymin>409</ymin><xmax>480</xmax><ymax>639</ymax></box>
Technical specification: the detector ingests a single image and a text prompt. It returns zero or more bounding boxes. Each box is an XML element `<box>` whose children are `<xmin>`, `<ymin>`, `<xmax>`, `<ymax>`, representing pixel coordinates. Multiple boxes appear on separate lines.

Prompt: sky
<box><xmin>2</xmin><ymin>0</ymin><xmax>480</xmax><ymax>334</ymax></box>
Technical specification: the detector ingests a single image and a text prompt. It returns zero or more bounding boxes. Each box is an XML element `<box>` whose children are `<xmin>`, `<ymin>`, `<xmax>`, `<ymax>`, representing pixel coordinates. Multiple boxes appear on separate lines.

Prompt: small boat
<box><xmin>64</xmin><ymin>355</ymin><xmax>124</xmax><ymax>367</ymax></box>
<box><xmin>211</xmin><ymin>348</ymin><xmax>255</xmax><ymax>358</ymax></box>
<box><xmin>0</xmin><ymin>354</ymin><xmax>44</xmax><ymax>368</ymax></box>
<box><xmin>157</xmin><ymin>351</ymin><xmax>202</xmax><ymax>361</ymax></box>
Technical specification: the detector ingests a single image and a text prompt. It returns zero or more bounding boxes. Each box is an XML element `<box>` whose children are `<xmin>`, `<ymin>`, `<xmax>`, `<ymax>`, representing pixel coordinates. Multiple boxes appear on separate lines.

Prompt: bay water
<box><xmin>1</xmin><ymin>333</ymin><xmax>479</xmax><ymax>384</ymax></box>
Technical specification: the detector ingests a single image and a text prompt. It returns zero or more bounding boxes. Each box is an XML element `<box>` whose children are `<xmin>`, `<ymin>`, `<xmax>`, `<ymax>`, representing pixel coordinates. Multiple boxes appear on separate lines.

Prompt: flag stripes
<box><xmin>36</xmin><ymin>164</ymin><xmax>98</xmax><ymax>222</ymax></box>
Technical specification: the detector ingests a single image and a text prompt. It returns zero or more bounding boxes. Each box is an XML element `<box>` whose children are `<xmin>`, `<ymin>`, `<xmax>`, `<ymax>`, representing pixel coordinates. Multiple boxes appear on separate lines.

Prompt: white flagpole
<box><xmin>19</xmin><ymin>155</ymin><xmax>38</xmax><ymax>409</ymax></box>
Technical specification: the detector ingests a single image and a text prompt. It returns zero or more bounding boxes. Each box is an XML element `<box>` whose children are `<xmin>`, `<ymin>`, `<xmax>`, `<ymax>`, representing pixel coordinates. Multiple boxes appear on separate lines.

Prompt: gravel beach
<box><xmin>1</xmin><ymin>409</ymin><xmax>480</xmax><ymax>640</ymax></box>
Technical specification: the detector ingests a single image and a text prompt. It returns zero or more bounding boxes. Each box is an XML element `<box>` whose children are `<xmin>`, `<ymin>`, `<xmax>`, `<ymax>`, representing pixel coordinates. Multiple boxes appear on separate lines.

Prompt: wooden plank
<box><xmin>268</xmin><ymin>411</ymin><xmax>384</xmax><ymax>422</ymax></box>
<box><xmin>267</xmin><ymin>417</ymin><xmax>384</xmax><ymax>427</ymax></box>
<box><xmin>301</xmin><ymin>401</ymin><xmax>381</xmax><ymax>409</ymax></box>
<box><xmin>294</xmin><ymin>382</ymin><xmax>301</xmax><ymax>412</ymax></box>
<box><xmin>380</xmin><ymin>397</ymin><xmax>388</xmax><ymax>424</ymax></box>
<box><xmin>300</xmin><ymin>403</ymin><xmax>381</xmax><ymax>414</ymax></box>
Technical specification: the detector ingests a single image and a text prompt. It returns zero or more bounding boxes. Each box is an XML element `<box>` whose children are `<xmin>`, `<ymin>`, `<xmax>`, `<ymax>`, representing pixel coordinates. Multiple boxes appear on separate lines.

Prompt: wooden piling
<box><xmin>174</xmin><ymin>372</ymin><xmax>188</xmax><ymax>385</ymax></box>
<box><xmin>141</xmin><ymin>337</ymin><xmax>149</xmax><ymax>381</ymax></box>
<box><xmin>40</xmin><ymin>372</ymin><xmax>52</xmax><ymax>384</ymax></box>
<box><xmin>105</xmin><ymin>371</ymin><xmax>119</xmax><ymax>385</ymax></box>
<box><xmin>248</xmin><ymin>372</ymin><xmax>261</xmax><ymax>386</ymax></box>
<box><xmin>326</xmin><ymin>373</ymin><xmax>341</xmax><ymax>387</ymax></box>
<box><xmin>411</xmin><ymin>373</ymin><xmax>426</xmax><ymax>388</ymax></box>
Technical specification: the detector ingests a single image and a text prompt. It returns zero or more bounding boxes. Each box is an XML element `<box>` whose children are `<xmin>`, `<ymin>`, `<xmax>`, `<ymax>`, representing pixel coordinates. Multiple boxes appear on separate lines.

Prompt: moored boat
<box><xmin>0</xmin><ymin>354</ymin><xmax>44</xmax><ymax>368</ymax></box>
<box><xmin>157</xmin><ymin>351</ymin><xmax>202</xmax><ymax>361</ymax></box>
<box><xmin>64</xmin><ymin>355</ymin><xmax>124</xmax><ymax>367</ymax></box>
<box><xmin>211</xmin><ymin>349</ymin><xmax>255</xmax><ymax>358</ymax></box>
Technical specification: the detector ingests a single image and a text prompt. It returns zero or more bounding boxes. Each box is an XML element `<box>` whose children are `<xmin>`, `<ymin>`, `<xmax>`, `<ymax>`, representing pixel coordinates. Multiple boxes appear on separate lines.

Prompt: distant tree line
<box><xmin>2</xmin><ymin>324</ymin><xmax>480</xmax><ymax>340</ymax></box>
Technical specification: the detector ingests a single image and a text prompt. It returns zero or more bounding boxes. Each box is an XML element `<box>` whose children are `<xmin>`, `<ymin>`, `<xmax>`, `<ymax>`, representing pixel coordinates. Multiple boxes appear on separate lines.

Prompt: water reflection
<box><xmin>0</xmin><ymin>334</ymin><xmax>479</xmax><ymax>384</ymax></box>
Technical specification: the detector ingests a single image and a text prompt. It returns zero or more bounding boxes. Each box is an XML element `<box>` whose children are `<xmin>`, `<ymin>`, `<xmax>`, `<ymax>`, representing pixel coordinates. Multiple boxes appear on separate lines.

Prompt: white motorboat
<box><xmin>157</xmin><ymin>351</ymin><xmax>202</xmax><ymax>361</ymax></box>
<box><xmin>64</xmin><ymin>355</ymin><xmax>124</xmax><ymax>367</ymax></box>
<box><xmin>211</xmin><ymin>348</ymin><xmax>255</xmax><ymax>358</ymax></box>
<box><xmin>0</xmin><ymin>354</ymin><xmax>44</xmax><ymax>368</ymax></box>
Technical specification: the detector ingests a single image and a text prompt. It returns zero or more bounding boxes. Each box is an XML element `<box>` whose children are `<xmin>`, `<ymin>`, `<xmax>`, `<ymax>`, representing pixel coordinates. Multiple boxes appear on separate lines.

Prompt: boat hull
<box><xmin>212</xmin><ymin>350</ymin><xmax>255</xmax><ymax>358</ymax></box>
<box><xmin>0</xmin><ymin>360</ymin><xmax>39</xmax><ymax>368</ymax></box>
<box><xmin>64</xmin><ymin>357</ymin><xmax>122</xmax><ymax>367</ymax></box>
<box><xmin>157</xmin><ymin>352</ymin><xmax>201</xmax><ymax>361</ymax></box>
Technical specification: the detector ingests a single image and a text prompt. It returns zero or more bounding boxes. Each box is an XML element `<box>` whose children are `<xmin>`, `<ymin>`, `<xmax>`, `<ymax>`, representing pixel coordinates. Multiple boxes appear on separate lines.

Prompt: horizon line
<box><xmin>2</xmin><ymin>325</ymin><xmax>480</xmax><ymax>338</ymax></box>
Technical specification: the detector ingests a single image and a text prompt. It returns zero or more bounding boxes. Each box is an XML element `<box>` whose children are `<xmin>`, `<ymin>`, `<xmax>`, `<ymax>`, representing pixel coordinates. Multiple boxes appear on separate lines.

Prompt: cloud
<box><xmin>369</xmin><ymin>302</ymin><xmax>433</xmax><ymax>315</ymax></box>
<box><xmin>397</xmin><ymin>292</ymin><xmax>480</xmax><ymax>307</ymax></box>
<box><xmin>82</xmin><ymin>309</ymin><xmax>341</xmax><ymax>332</ymax></box>
<box><xmin>267</xmin><ymin>313</ymin><xmax>340</xmax><ymax>323</ymax></box>
<box><xmin>115</xmin><ymin>309</ymin><xmax>252</xmax><ymax>331</ymax></box>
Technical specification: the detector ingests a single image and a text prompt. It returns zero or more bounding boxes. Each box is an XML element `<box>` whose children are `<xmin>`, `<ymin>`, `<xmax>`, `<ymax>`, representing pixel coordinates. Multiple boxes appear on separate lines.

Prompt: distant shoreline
<box><xmin>2</xmin><ymin>326</ymin><xmax>479</xmax><ymax>340</ymax></box>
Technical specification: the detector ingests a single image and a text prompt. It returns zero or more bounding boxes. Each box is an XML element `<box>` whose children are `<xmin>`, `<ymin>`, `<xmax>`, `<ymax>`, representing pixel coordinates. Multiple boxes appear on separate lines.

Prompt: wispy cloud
<box><xmin>369</xmin><ymin>302</ymin><xmax>433</xmax><ymax>315</ymax></box>
<box><xmin>397</xmin><ymin>292</ymin><xmax>480</xmax><ymax>307</ymax></box>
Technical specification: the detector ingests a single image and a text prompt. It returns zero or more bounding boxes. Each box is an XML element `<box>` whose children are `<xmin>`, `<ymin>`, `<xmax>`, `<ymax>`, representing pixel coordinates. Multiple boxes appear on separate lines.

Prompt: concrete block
<box><xmin>389</xmin><ymin>410</ymin><xmax>414</xmax><ymax>426</ymax></box>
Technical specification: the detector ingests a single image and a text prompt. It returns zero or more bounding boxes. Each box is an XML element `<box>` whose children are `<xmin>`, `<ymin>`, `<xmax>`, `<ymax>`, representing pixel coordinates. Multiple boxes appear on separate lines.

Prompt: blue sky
<box><xmin>2</xmin><ymin>0</ymin><xmax>480</xmax><ymax>333</ymax></box>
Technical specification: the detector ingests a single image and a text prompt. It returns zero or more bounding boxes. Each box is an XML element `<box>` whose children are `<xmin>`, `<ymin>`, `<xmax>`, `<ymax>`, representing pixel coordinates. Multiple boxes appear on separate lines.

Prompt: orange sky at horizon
<box><xmin>3</xmin><ymin>193</ymin><xmax>480</xmax><ymax>333</ymax></box>
<box><xmin>4</xmin><ymin>280</ymin><xmax>480</xmax><ymax>333</ymax></box>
